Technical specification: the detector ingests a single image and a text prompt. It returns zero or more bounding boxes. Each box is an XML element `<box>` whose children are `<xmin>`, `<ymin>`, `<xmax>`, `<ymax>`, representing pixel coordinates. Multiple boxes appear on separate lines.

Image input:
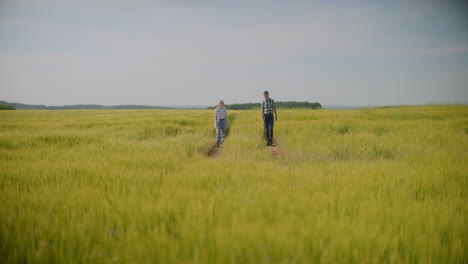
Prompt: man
<box><xmin>261</xmin><ymin>90</ymin><xmax>277</xmax><ymax>146</ymax></box>
<box><xmin>214</xmin><ymin>100</ymin><xmax>228</xmax><ymax>147</ymax></box>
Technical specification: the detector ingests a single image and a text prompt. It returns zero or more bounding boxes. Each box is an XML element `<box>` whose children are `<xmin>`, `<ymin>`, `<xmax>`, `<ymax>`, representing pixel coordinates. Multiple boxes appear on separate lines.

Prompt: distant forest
<box><xmin>0</xmin><ymin>100</ymin><xmax>176</xmax><ymax>110</ymax></box>
<box><xmin>0</xmin><ymin>104</ymin><xmax>16</xmax><ymax>110</ymax></box>
<box><xmin>208</xmin><ymin>101</ymin><xmax>322</xmax><ymax>110</ymax></box>
<box><xmin>1</xmin><ymin>100</ymin><xmax>322</xmax><ymax>110</ymax></box>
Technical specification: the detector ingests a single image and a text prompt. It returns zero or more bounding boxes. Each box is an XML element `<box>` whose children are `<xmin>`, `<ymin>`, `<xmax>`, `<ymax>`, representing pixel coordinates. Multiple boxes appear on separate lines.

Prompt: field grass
<box><xmin>0</xmin><ymin>106</ymin><xmax>467</xmax><ymax>263</ymax></box>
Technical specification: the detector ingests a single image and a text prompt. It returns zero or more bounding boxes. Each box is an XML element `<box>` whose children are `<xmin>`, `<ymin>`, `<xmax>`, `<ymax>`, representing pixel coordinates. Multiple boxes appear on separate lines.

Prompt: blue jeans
<box><xmin>216</xmin><ymin>119</ymin><xmax>226</xmax><ymax>144</ymax></box>
<box><xmin>263</xmin><ymin>114</ymin><xmax>274</xmax><ymax>144</ymax></box>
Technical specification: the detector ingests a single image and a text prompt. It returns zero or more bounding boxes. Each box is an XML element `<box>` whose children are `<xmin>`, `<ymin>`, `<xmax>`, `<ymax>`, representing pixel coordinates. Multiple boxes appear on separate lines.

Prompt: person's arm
<box><xmin>214</xmin><ymin>109</ymin><xmax>218</xmax><ymax>128</ymax></box>
<box><xmin>273</xmin><ymin>100</ymin><xmax>277</xmax><ymax>121</ymax></box>
<box><xmin>261</xmin><ymin>102</ymin><xmax>264</xmax><ymax>120</ymax></box>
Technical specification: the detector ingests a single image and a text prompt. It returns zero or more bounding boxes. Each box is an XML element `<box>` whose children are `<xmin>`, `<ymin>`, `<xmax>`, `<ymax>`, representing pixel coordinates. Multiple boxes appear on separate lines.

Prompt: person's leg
<box><xmin>219</xmin><ymin>119</ymin><xmax>226</xmax><ymax>142</ymax></box>
<box><xmin>270</xmin><ymin>116</ymin><xmax>275</xmax><ymax>145</ymax></box>
<box><xmin>216</xmin><ymin>123</ymin><xmax>221</xmax><ymax>145</ymax></box>
<box><xmin>264</xmin><ymin>117</ymin><xmax>269</xmax><ymax>144</ymax></box>
<box><xmin>268</xmin><ymin>118</ymin><xmax>273</xmax><ymax>145</ymax></box>
<box><xmin>265</xmin><ymin>114</ymin><xmax>273</xmax><ymax>145</ymax></box>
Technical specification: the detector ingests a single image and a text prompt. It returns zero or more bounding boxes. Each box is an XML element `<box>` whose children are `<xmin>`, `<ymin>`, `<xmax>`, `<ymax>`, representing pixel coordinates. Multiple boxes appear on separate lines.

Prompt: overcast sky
<box><xmin>1</xmin><ymin>0</ymin><xmax>467</xmax><ymax>106</ymax></box>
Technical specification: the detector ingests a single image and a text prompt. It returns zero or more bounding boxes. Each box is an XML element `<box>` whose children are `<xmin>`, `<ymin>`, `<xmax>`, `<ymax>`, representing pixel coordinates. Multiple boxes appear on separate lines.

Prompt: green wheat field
<box><xmin>0</xmin><ymin>106</ymin><xmax>467</xmax><ymax>263</ymax></box>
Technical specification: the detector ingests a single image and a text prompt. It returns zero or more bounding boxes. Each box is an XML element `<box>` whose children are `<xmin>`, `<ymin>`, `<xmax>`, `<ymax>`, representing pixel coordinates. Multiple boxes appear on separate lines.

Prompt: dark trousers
<box><xmin>263</xmin><ymin>113</ymin><xmax>274</xmax><ymax>144</ymax></box>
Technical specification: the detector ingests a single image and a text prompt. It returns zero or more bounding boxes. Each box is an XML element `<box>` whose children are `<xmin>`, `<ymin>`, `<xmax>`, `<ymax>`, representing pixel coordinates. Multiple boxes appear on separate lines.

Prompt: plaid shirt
<box><xmin>262</xmin><ymin>98</ymin><xmax>276</xmax><ymax>115</ymax></box>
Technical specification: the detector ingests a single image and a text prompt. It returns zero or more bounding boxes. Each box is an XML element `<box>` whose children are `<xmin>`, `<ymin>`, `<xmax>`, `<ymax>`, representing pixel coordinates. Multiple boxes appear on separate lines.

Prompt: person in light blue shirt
<box><xmin>214</xmin><ymin>100</ymin><xmax>228</xmax><ymax>147</ymax></box>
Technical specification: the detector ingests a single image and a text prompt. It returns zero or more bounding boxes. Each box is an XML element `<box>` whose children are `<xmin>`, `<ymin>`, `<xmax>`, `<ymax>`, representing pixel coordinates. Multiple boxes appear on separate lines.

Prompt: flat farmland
<box><xmin>0</xmin><ymin>106</ymin><xmax>466</xmax><ymax>263</ymax></box>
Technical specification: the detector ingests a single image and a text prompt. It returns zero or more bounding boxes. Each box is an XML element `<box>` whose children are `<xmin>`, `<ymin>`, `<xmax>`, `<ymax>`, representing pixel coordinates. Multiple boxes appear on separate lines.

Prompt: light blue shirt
<box><xmin>214</xmin><ymin>107</ymin><xmax>227</xmax><ymax>127</ymax></box>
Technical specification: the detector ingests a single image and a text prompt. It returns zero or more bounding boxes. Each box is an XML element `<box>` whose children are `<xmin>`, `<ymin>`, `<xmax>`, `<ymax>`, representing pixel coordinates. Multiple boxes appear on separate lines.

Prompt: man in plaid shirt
<box><xmin>261</xmin><ymin>90</ymin><xmax>278</xmax><ymax>146</ymax></box>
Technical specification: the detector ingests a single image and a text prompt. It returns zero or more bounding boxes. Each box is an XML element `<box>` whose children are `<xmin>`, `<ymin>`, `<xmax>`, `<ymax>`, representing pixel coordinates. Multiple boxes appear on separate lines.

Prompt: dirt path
<box><xmin>268</xmin><ymin>138</ymin><xmax>285</xmax><ymax>159</ymax></box>
<box><xmin>208</xmin><ymin>142</ymin><xmax>284</xmax><ymax>159</ymax></box>
<box><xmin>207</xmin><ymin>143</ymin><xmax>222</xmax><ymax>158</ymax></box>
<box><xmin>208</xmin><ymin>138</ymin><xmax>285</xmax><ymax>159</ymax></box>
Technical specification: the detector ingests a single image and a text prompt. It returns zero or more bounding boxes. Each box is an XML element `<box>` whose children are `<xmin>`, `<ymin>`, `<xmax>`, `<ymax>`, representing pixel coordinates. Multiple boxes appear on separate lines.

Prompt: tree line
<box><xmin>0</xmin><ymin>100</ymin><xmax>175</xmax><ymax>110</ymax></box>
<box><xmin>0</xmin><ymin>104</ymin><xmax>16</xmax><ymax>110</ymax></box>
<box><xmin>208</xmin><ymin>101</ymin><xmax>322</xmax><ymax>110</ymax></box>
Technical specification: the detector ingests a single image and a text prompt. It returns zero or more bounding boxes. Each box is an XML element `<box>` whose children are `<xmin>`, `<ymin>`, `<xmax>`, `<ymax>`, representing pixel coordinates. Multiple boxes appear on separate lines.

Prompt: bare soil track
<box><xmin>268</xmin><ymin>138</ymin><xmax>285</xmax><ymax>159</ymax></box>
<box><xmin>208</xmin><ymin>143</ymin><xmax>222</xmax><ymax>158</ymax></box>
<box><xmin>207</xmin><ymin>137</ymin><xmax>285</xmax><ymax>159</ymax></box>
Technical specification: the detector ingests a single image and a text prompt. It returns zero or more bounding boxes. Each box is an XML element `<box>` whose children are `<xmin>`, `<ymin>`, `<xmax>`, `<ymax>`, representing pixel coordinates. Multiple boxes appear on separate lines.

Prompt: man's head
<box><xmin>218</xmin><ymin>100</ymin><xmax>225</xmax><ymax>108</ymax></box>
<box><xmin>263</xmin><ymin>90</ymin><xmax>269</xmax><ymax>99</ymax></box>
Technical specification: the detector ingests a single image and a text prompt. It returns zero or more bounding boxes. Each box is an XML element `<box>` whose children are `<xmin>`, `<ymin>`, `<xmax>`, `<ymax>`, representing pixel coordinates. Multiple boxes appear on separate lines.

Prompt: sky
<box><xmin>1</xmin><ymin>0</ymin><xmax>467</xmax><ymax>107</ymax></box>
